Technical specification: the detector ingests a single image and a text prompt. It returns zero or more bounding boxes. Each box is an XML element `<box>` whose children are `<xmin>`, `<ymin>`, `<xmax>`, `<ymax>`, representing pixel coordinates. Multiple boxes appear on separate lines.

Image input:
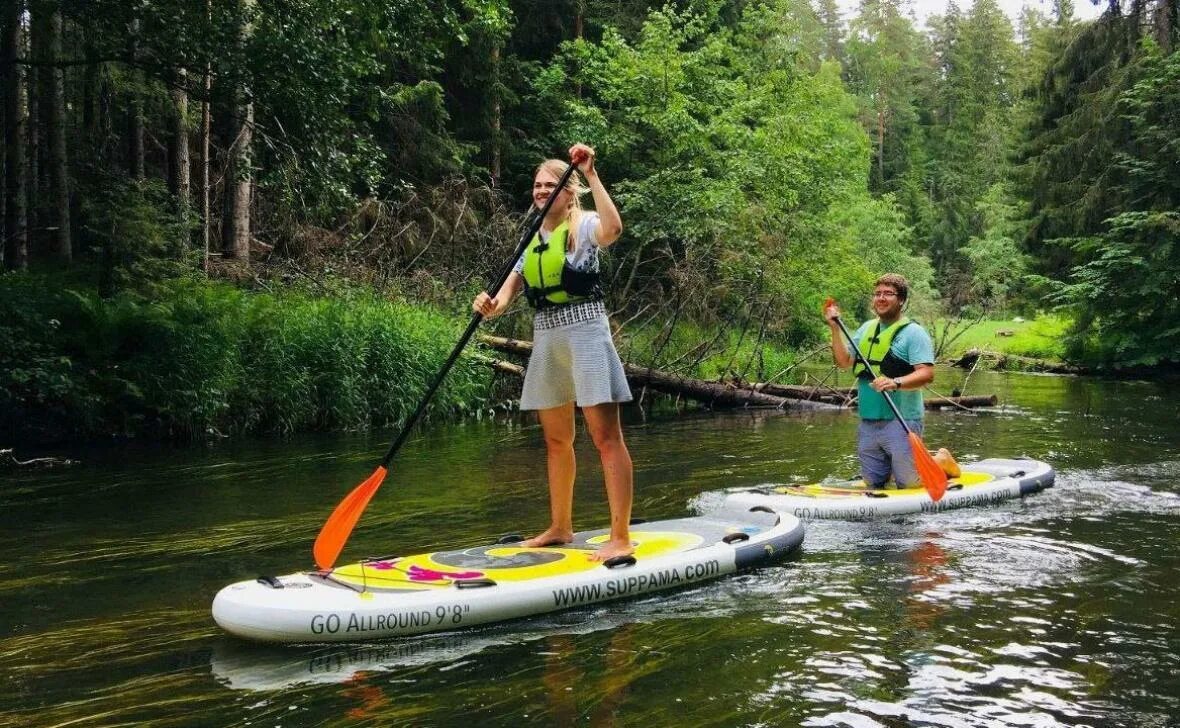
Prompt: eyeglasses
<box><xmin>871</xmin><ymin>291</ymin><xmax>899</xmax><ymax>299</ymax></box>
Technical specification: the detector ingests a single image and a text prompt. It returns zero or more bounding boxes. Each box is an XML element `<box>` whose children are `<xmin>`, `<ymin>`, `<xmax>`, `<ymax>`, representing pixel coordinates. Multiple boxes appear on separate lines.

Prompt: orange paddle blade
<box><xmin>313</xmin><ymin>466</ymin><xmax>388</xmax><ymax>570</ymax></box>
<box><xmin>908</xmin><ymin>432</ymin><xmax>948</xmax><ymax>502</ymax></box>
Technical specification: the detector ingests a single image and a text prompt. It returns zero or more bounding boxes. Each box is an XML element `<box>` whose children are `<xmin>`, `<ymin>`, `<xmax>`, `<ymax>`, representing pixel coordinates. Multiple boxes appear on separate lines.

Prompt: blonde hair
<box><xmin>534</xmin><ymin>159</ymin><xmax>588</xmax><ymax>251</ymax></box>
<box><xmin>535</xmin><ymin>158</ymin><xmax>590</xmax><ymax>212</ymax></box>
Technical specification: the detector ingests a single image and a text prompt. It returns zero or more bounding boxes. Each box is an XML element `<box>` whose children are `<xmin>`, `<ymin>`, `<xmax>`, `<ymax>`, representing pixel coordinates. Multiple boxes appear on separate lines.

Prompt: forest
<box><xmin>1</xmin><ymin>0</ymin><xmax>1178</xmax><ymax>445</ymax></box>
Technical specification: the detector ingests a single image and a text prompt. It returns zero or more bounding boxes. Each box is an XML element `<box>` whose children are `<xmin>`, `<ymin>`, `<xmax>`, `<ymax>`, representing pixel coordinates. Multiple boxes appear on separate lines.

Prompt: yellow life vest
<box><xmin>521</xmin><ymin>221</ymin><xmax>602</xmax><ymax>308</ymax></box>
<box><xmin>852</xmin><ymin>317</ymin><xmax>915</xmax><ymax>379</ymax></box>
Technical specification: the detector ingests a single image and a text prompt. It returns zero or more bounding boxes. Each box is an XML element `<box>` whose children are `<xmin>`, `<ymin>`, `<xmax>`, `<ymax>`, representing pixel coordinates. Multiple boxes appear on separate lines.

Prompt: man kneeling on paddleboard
<box><xmin>824</xmin><ymin>274</ymin><xmax>959</xmax><ymax>488</ymax></box>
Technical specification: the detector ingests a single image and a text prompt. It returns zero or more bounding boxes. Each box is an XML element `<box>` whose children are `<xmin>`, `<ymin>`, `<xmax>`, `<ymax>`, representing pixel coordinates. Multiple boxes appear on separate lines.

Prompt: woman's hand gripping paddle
<box><xmin>825</xmin><ymin>297</ymin><xmax>947</xmax><ymax>502</ymax></box>
<box><xmin>313</xmin><ymin>155</ymin><xmax>585</xmax><ymax>571</ymax></box>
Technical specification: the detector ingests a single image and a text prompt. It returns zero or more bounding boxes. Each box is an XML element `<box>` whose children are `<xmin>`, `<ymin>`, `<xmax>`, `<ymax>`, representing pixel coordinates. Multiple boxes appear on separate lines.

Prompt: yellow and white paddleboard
<box><xmin>723</xmin><ymin>458</ymin><xmax>1054</xmax><ymax>520</ymax></box>
<box><xmin>212</xmin><ymin>511</ymin><xmax>803</xmax><ymax>643</ymax></box>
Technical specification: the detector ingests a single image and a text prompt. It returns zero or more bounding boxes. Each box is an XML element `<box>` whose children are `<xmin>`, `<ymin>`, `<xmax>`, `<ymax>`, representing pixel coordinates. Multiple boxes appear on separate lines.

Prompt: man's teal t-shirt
<box><xmin>852</xmin><ymin>318</ymin><xmax>935</xmax><ymax>421</ymax></box>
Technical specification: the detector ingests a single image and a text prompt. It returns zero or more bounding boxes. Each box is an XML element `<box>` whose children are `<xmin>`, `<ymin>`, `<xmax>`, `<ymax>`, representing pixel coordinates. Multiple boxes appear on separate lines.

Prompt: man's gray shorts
<box><xmin>858</xmin><ymin>419</ymin><xmax>924</xmax><ymax>487</ymax></box>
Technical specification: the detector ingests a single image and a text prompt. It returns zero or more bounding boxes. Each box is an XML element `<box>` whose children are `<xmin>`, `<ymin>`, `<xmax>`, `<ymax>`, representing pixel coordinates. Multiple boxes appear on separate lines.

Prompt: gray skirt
<box><xmin>520</xmin><ymin>306</ymin><xmax>633</xmax><ymax>411</ymax></box>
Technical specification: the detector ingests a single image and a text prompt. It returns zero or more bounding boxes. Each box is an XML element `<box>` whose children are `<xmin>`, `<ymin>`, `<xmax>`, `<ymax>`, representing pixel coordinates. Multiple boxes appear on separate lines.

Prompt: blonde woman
<box><xmin>473</xmin><ymin>143</ymin><xmax>633</xmax><ymax>561</ymax></box>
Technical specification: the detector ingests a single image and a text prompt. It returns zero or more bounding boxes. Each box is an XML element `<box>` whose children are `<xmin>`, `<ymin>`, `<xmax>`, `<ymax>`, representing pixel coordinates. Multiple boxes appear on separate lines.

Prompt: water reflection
<box><xmin>903</xmin><ymin>539</ymin><xmax>951</xmax><ymax>632</ymax></box>
<box><xmin>209</xmin><ymin>618</ymin><xmax>649</xmax><ymax>725</ymax></box>
<box><xmin>539</xmin><ymin>626</ymin><xmax>635</xmax><ymax>726</ymax></box>
<box><xmin>793</xmin><ymin>533</ymin><xmax>1117</xmax><ymax>728</ymax></box>
<box><xmin>209</xmin><ymin>613</ymin><xmax>651</xmax><ymax>695</ymax></box>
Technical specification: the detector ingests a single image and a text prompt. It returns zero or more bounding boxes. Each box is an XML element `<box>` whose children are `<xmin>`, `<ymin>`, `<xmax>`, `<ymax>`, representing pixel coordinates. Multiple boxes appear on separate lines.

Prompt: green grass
<box><xmin>929</xmin><ymin>314</ymin><xmax>1071</xmax><ymax>361</ymax></box>
<box><xmin>1</xmin><ymin>273</ymin><xmax>494</xmax><ymax>445</ymax></box>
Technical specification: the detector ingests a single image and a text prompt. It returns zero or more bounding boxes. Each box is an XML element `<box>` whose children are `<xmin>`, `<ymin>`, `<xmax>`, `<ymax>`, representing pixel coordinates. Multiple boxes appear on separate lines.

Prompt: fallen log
<box><xmin>625</xmin><ymin>365</ymin><xmax>833</xmax><ymax>410</ymax></box>
<box><xmin>950</xmin><ymin>348</ymin><xmax>1088</xmax><ymax>375</ymax></box>
<box><xmin>746</xmin><ymin>381</ymin><xmax>852</xmax><ymax>406</ymax></box>
<box><xmin>478</xmin><ymin>336</ymin><xmax>994</xmax><ymax>411</ymax></box>
<box><xmin>924</xmin><ymin>393</ymin><xmax>998</xmax><ymax>410</ymax></box>
<box><xmin>1</xmin><ymin>448</ymin><xmax>77</xmax><ymax>469</ymax></box>
<box><xmin>477</xmin><ymin>335</ymin><xmax>837</xmax><ymax>411</ymax></box>
<box><xmin>469</xmin><ymin>353</ymin><xmax>525</xmax><ymax>377</ymax></box>
<box><xmin>745</xmin><ymin>382</ymin><xmax>997</xmax><ymax>410</ymax></box>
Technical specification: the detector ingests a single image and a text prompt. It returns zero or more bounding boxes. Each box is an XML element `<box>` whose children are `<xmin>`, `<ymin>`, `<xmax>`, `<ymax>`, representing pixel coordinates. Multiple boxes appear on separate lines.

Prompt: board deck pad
<box><xmin>772</xmin><ymin>470</ymin><xmax>995</xmax><ymax>498</ymax></box>
<box><xmin>327</xmin><ymin>527</ymin><xmax>712</xmax><ymax>592</ymax></box>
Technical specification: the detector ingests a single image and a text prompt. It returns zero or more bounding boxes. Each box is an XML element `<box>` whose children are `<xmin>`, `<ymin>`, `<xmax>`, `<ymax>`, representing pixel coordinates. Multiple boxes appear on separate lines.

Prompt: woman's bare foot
<box><xmin>589</xmin><ymin>538</ymin><xmax>635</xmax><ymax>562</ymax></box>
<box><xmin>523</xmin><ymin>527</ymin><xmax>574</xmax><ymax>548</ymax></box>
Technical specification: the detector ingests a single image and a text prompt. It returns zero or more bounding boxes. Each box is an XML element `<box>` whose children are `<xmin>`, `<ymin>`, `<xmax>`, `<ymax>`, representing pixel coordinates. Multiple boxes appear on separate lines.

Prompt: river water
<box><xmin>2</xmin><ymin>368</ymin><xmax>1178</xmax><ymax>727</ymax></box>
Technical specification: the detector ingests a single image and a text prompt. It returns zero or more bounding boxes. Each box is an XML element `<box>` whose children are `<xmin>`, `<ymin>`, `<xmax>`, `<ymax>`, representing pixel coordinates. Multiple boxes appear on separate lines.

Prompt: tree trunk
<box><xmin>950</xmin><ymin>348</ymin><xmax>1089</xmax><ymax>374</ymax></box>
<box><xmin>876</xmin><ymin>105</ymin><xmax>885</xmax><ymax>185</ymax></box>
<box><xmin>81</xmin><ymin>35</ymin><xmax>100</xmax><ymax>163</ymax></box>
<box><xmin>199</xmin><ymin>64</ymin><xmax>211</xmax><ymax>269</ymax></box>
<box><xmin>1</xmin><ymin>46</ymin><xmax>6</xmax><ymax>254</ymax></box>
<box><xmin>1</xmin><ymin>100</ymin><xmax>6</xmax><ymax>253</ymax></box>
<box><xmin>127</xmin><ymin>19</ymin><xmax>144</xmax><ymax>180</ymax></box>
<box><xmin>748</xmin><ymin>381</ymin><xmax>997</xmax><ymax>410</ymax></box>
<box><xmin>1155</xmin><ymin>0</ymin><xmax>1176</xmax><ymax>50</ymax></box>
<box><xmin>169</xmin><ymin>68</ymin><xmax>191</xmax><ymax>234</ymax></box>
<box><xmin>46</xmin><ymin>6</ymin><xmax>69</xmax><ymax>263</ymax></box>
<box><xmin>28</xmin><ymin>6</ymin><xmax>43</xmax><ymax>238</ymax></box>
<box><xmin>3</xmin><ymin>0</ymin><xmax>28</xmax><ymax>270</ymax></box>
<box><xmin>221</xmin><ymin>0</ymin><xmax>253</xmax><ymax>263</ymax></box>
<box><xmin>490</xmin><ymin>43</ymin><xmax>501</xmax><ymax>185</ymax></box>
<box><xmin>480</xmin><ymin>336</ymin><xmax>1000</xmax><ymax>412</ymax></box>
<box><xmin>199</xmin><ymin>0</ymin><xmax>212</xmax><ymax>269</ymax></box>
<box><xmin>221</xmin><ymin>100</ymin><xmax>253</xmax><ymax>262</ymax></box>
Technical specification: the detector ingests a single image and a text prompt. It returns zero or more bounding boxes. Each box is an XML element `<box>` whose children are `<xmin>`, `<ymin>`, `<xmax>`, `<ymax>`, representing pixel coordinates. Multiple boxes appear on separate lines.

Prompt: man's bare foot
<box><xmin>522</xmin><ymin>527</ymin><xmax>574</xmax><ymax>548</ymax></box>
<box><xmin>589</xmin><ymin>538</ymin><xmax>635</xmax><ymax>562</ymax></box>
<box><xmin>934</xmin><ymin>448</ymin><xmax>962</xmax><ymax>478</ymax></box>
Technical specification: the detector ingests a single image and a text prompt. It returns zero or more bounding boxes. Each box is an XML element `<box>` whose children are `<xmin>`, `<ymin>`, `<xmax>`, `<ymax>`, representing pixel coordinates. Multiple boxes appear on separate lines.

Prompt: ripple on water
<box><xmin>791</xmin><ymin>649</ymin><xmax>1114</xmax><ymax>728</ymax></box>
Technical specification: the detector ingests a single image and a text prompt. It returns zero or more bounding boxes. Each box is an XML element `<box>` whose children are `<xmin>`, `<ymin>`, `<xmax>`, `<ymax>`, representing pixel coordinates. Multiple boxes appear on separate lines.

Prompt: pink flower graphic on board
<box><xmin>408</xmin><ymin>565</ymin><xmax>485</xmax><ymax>582</ymax></box>
<box><xmin>362</xmin><ymin>559</ymin><xmax>484</xmax><ymax>581</ymax></box>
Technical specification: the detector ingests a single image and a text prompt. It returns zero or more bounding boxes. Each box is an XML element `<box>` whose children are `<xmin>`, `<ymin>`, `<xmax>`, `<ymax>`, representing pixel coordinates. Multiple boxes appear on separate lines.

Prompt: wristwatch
<box><xmin>892</xmin><ymin>378</ymin><xmax>903</xmax><ymax>391</ymax></box>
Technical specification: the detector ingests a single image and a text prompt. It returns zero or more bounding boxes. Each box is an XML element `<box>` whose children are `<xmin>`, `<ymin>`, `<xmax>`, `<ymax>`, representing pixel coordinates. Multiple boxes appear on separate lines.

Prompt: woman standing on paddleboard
<box><xmin>472</xmin><ymin>143</ymin><xmax>634</xmax><ymax>561</ymax></box>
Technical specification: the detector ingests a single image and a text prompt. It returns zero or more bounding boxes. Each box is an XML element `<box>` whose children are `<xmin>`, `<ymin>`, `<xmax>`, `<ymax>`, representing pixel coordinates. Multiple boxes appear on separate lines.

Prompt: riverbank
<box><xmin>0</xmin><ymin>272</ymin><xmax>1142</xmax><ymax>450</ymax></box>
<box><xmin>4</xmin><ymin>267</ymin><xmax>842</xmax><ymax>448</ymax></box>
<box><xmin>0</xmin><ymin>273</ymin><xmax>493</xmax><ymax>447</ymax></box>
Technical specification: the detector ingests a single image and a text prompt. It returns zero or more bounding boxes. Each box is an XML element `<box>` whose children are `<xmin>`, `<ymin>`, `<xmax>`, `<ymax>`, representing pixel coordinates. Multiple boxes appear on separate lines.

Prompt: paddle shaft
<box><xmin>831</xmin><ymin>315</ymin><xmax>913</xmax><ymax>433</ymax></box>
<box><xmin>378</xmin><ymin>161</ymin><xmax>580</xmax><ymax>467</ymax></box>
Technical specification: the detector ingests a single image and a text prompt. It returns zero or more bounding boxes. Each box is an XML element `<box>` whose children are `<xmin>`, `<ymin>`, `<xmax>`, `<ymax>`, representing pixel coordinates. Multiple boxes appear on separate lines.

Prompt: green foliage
<box><xmin>924</xmin><ymin>0</ymin><xmax>1022</xmax><ymax>281</ymax></box>
<box><xmin>0</xmin><ymin>275</ymin><xmax>492</xmax><ymax>445</ymax></box>
<box><xmin>1034</xmin><ymin>38</ymin><xmax>1180</xmax><ymax>367</ymax></box>
<box><xmin>1018</xmin><ymin>11</ymin><xmax>1134</xmax><ymax>278</ymax></box>
<box><xmin>76</xmin><ymin>176</ymin><xmax>195</xmax><ymax>294</ymax></box>
<box><xmin>959</xmin><ymin>182</ymin><xmax>1032</xmax><ymax>310</ymax></box>
<box><xmin>843</xmin><ymin>0</ymin><xmax>933</xmax><ymax>196</ymax></box>
<box><xmin>26</xmin><ymin>0</ymin><xmax>1180</xmax><ymax>454</ymax></box>
<box><xmin>520</xmin><ymin>3</ymin><xmax>930</xmax><ymax>344</ymax></box>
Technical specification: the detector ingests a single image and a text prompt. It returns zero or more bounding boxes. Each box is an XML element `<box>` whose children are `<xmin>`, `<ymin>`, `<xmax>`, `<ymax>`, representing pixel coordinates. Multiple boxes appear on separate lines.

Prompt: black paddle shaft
<box><xmin>378</xmin><ymin>161</ymin><xmax>581</xmax><ymax>466</ymax></box>
<box><xmin>831</xmin><ymin>314</ymin><xmax>913</xmax><ymax>435</ymax></box>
